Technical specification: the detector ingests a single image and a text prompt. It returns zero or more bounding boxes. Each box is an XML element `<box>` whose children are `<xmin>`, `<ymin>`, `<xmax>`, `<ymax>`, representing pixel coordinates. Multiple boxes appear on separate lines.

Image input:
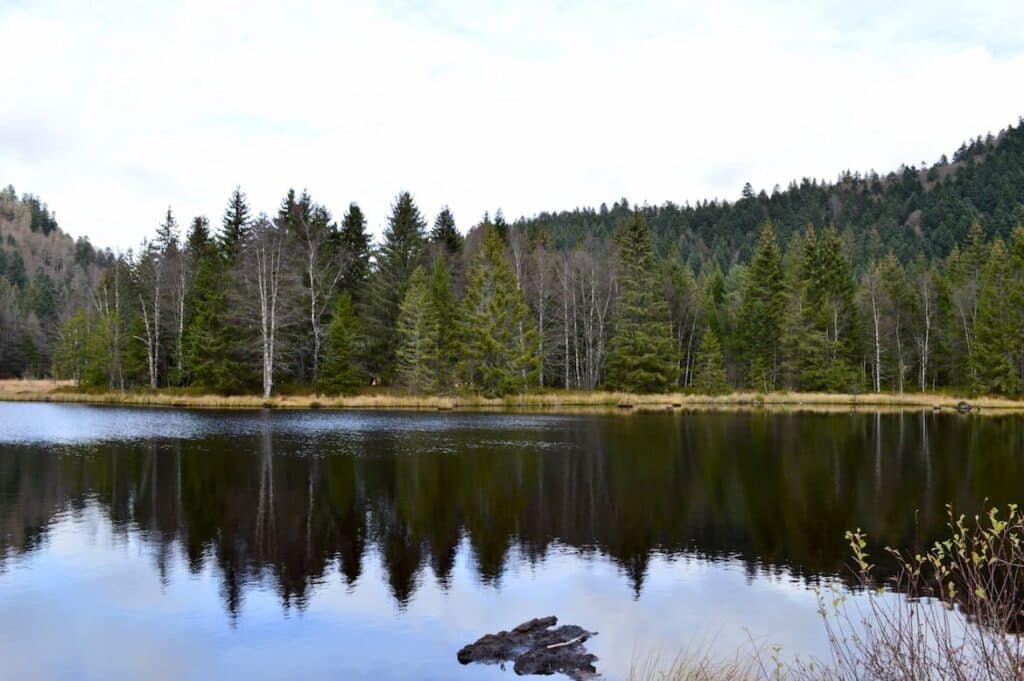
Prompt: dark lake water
<box><xmin>1</xmin><ymin>403</ymin><xmax>1023</xmax><ymax>680</ymax></box>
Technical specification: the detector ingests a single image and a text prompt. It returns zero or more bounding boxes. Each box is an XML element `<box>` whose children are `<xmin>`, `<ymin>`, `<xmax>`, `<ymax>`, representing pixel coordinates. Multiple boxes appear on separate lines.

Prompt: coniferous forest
<box><xmin>4</xmin><ymin>119</ymin><xmax>1024</xmax><ymax>397</ymax></box>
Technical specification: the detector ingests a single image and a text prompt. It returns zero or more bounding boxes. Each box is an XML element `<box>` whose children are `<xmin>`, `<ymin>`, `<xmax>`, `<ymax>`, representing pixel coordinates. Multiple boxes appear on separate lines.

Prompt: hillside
<box><xmin>0</xmin><ymin>187</ymin><xmax>111</xmax><ymax>377</ymax></box>
<box><xmin>516</xmin><ymin>119</ymin><xmax>1024</xmax><ymax>270</ymax></box>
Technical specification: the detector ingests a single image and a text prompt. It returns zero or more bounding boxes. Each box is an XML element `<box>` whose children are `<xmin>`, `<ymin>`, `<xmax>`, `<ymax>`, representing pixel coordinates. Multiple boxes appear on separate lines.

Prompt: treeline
<box><xmin>520</xmin><ymin>118</ymin><xmax>1024</xmax><ymax>269</ymax></box>
<box><xmin>51</xmin><ymin>179</ymin><xmax>1024</xmax><ymax>397</ymax></box>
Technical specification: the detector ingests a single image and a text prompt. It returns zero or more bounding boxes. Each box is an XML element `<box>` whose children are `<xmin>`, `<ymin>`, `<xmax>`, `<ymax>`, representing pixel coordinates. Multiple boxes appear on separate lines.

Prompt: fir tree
<box><xmin>798</xmin><ymin>225</ymin><xmax>861</xmax><ymax>392</ymax></box>
<box><xmin>317</xmin><ymin>292</ymin><xmax>363</xmax><ymax>394</ymax></box>
<box><xmin>361</xmin><ymin>191</ymin><xmax>426</xmax><ymax>380</ymax></box>
<box><xmin>220</xmin><ymin>186</ymin><xmax>251</xmax><ymax>261</ymax></box>
<box><xmin>738</xmin><ymin>221</ymin><xmax>784</xmax><ymax>390</ymax></box>
<box><xmin>183</xmin><ymin>230</ymin><xmax>251</xmax><ymax>393</ymax></box>
<box><xmin>692</xmin><ymin>327</ymin><xmax>728</xmax><ymax>395</ymax></box>
<box><xmin>430</xmin><ymin>207</ymin><xmax>462</xmax><ymax>255</ymax></box>
<box><xmin>155</xmin><ymin>207</ymin><xmax>178</xmax><ymax>251</ymax></box>
<box><xmin>339</xmin><ymin>203</ymin><xmax>371</xmax><ymax>296</ymax></box>
<box><xmin>396</xmin><ymin>267</ymin><xmax>439</xmax><ymax>392</ymax></box>
<box><xmin>973</xmin><ymin>238</ymin><xmax>1019</xmax><ymax>395</ymax></box>
<box><xmin>604</xmin><ymin>212</ymin><xmax>675</xmax><ymax>393</ymax></box>
<box><xmin>460</xmin><ymin>225</ymin><xmax>540</xmax><ymax>395</ymax></box>
<box><xmin>186</xmin><ymin>216</ymin><xmax>211</xmax><ymax>255</ymax></box>
<box><xmin>429</xmin><ymin>257</ymin><xmax>458</xmax><ymax>391</ymax></box>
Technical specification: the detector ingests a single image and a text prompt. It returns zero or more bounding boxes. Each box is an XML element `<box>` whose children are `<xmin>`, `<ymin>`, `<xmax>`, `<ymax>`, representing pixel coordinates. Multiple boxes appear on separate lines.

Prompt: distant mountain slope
<box><xmin>516</xmin><ymin>119</ymin><xmax>1024</xmax><ymax>270</ymax></box>
<box><xmin>0</xmin><ymin>186</ymin><xmax>110</xmax><ymax>376</ymax></box>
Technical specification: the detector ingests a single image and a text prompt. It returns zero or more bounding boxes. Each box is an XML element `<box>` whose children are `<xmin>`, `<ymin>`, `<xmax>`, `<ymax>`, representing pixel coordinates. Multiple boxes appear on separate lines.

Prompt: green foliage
<box><xmin>430</xmin><ymin>206</ymin><xmax>462</xmax><ymax>255</ymax></box>
<box><xmin>973</xmin><ymin>239</ymin><xmax>1020</xmax><ymax>395</ymax></box>
<box><xmin>738</xmin><ymin>222</ymin><xmax>784</xmax><ymax>390</ymax></box>
<box><xmin>53</xmin><ymin>310</ymin><xmax>115</xmax><ymax>387</ymax></box>
<box><xmin>339</xmin><ymin>203</ymin><xmax>371</xmax><ymax>296</ymax></box>
<box><xmin>429</xmin><ymin>257</ymin><xmax>458</xmax><ymax>391</ymax></box>
<box><xmin>396</xmin><ymin>267</ymin><xmax>440</xmax><ymax>392</ymax></box>
<box><xmin>460</xmin><ymin>226</ymin><xmax>540</xmax><ymax>396</ymax></box>
<box><xmin>317</xmin><ymin>292</ymin><xmax>363</xmax><ymax>395</ymax></box>
<box><xmin>692</xmin><ymin>328</ymin><xmax>728</xmax><ymax>395</ymax></box>
<box><xmin>517</xmin><ymin>120</ymin><xmax>1024</xmax><ymax>269</ymax></box>
<box><xmin>605</xmin><ymin>212</ymin><xmax>675</xmax><ymax>393</ymax></box>
<box><xmin>360</xmin><ymin>192</ymin><xmax>426</xmax><ymax>379</ymax></box>
<box><xmin>220</xmin><ymin>186</ymin><xmax>250</xmax><ymax>261</ymax></box>
<box><xmin>183</xmin><ymin>244</ymin><xmax>251</xmax><ymax>393</ymax></box>
<box><xmin>796</xmin><ymin>226</ymin><xmax>861</xmax><ymax>392</ymax></box>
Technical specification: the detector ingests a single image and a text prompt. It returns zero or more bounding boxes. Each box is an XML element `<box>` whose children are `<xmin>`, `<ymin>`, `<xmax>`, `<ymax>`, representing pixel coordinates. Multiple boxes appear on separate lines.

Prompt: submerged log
<box><xmin>457</xmin><ymin>616</ymin><xmax>599</xmax><ymax>679</ymax></box>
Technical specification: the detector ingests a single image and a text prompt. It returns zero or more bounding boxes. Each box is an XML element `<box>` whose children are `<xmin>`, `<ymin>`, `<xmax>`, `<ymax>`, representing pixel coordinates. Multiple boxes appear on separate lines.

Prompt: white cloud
<box><xmin>2</xmin><ymin>0</ymin><xmax>1023</xmax><ymax>249</ymax></box>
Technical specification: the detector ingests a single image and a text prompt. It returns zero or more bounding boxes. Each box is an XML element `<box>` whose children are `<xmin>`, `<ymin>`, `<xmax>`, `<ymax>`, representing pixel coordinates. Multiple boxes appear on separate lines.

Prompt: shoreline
<box><xmin>2</xmin><ymin>380</ymin><xmax>1023</xmax><ymax>414</ymax></box>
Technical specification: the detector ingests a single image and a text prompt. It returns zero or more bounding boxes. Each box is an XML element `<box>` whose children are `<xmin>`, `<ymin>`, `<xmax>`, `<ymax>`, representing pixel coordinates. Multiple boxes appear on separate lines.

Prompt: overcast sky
<box><xmin>3</xmin><ymin>0</ymin><xmax>1024</xmax><ymax>250</ymax></box>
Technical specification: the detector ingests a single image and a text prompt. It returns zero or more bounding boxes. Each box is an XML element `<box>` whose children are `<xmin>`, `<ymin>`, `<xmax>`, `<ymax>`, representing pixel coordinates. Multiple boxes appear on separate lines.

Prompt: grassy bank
<box><xmin>2</xmin><ymin>379</ymin><xmax>1023</xmax><ymax>413</ymax></box>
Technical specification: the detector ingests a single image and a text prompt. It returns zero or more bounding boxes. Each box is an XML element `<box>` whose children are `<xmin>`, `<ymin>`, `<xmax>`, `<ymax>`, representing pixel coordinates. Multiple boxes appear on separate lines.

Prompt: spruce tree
<box><xmin>738</xmin><ymin>221</ymin><xmax>784</xmax><ymax>391</ymax></box>
<box><xmin>184</xmin><ymin>216</ymin><xmax>251</xmax><ymax>393</ymax></box>
<box><xmin>692</xmin><ymin>327</ymin><xmax>728</xmax><ymax>395</ymax></box>
<box><xmin>778</xmin><ymin>232</ymin><xmax>807</xmax><ymax>390</ymax></box>
<box><xmin>361</xmin><ymin>192</ymin><xmax>426</xmax><ymax>380</ymax></box>
<box><xmin>460</xmin><ymin>225</ymin><xmax>540</xmax><ymax>395</ymax></box>
<box><xmin>186</xmin><ymin>216</ymin><xmax>211</xmax><ymax>255</ymax></box>
<box><xmin>430</xmin><ymin>207</ymin><xmax>462</xmax><ymax>255</ymax></box>
<box><xmin>220</xmin><ymin>186</ymin><xmax>251</xmax><ymax>261</ymax></box>
<box><xmin>493</xmin><ymin>209</ymin><xmax>509</xmax><ymax>243</ymax></box>
<box><xmin>155</xmin><ymin>207</ymin><xmax>179</xmax><ymax>251</ymax></box>
<box><xmin>317</xmin><ymin>292</ymin><xmax>363</xmax><ymax>394</ymax></box>
<box><xmin>339</xmin><ymin>203</ymin><xmax>371</xmax><ymax>296</ymax></box>
<box><xmin>798</xmin><ymin>225</ymin><xmax>860</xmax><ymax>392</ymax></box>
<box><xmin>429</xmin><ymin>257</ymin><xmax>458</xmax><ymax>391</ymax></box>
<box><xmin>604</xmin><ymin>212</ymin><xmax>675</xmax><ymax>393</ymax></box>
<box><xmin>396</xmin><ymin>267</ymin><xmax>439</xmax><ymax>393</ymax></box>
<box><xmin>973</xmin><ymin>238</ymin><xmax>1019</xmax><ymax>395</ymax></box>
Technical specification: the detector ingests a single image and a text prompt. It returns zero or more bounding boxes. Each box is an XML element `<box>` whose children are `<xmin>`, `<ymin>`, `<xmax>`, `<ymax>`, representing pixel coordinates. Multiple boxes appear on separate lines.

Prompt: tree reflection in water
<box><xmin>2</xmin><ymin>410</ymin><xmax>1023</xmax><ymax>620</ymax></box>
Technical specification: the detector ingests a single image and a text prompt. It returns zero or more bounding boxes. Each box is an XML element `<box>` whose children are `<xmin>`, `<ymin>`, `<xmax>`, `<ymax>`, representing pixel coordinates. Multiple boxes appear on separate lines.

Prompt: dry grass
<box><xmin>0</xmin><ymin>379</ymin><xmax>75</xmax><ymax>397</ymax></box>
<box><xmin>627</xmin><ymin>649</ymin><xmax>769</xmax><ymax>681</ymax></box>
<box><xmin>2</xmin><ymin>379</ymin><xmax>1023</xmax><ymax>413</ymax></box>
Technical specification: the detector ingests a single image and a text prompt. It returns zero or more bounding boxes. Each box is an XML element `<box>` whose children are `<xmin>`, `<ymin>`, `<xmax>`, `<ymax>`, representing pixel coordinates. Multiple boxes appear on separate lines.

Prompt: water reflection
<box><xmin>3</xmin><ymin>406</ymin><xmax>1023</xmax><ymax>621</ymax></box>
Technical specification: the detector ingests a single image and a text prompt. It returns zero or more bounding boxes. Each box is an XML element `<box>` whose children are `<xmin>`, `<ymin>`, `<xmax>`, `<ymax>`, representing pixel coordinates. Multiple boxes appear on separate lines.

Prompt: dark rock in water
<box><xmin>957</xmin><ymin>400</ymin><xmax>972</xmax><ymax>413</ymax></box>
<box><xmin>514</xmin><ymin>645</ymin><xmax>598</xmax><ymax>678</ymax></box>
<box><xmin>457</xmin><ymin>616</ymin><xmax>599</xmax><ymax>679</ymax></box>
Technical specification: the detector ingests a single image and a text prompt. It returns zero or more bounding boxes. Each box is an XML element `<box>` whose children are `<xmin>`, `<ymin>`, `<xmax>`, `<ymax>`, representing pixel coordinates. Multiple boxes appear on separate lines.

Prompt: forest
<box><xmin>3</xmin><ymin>118</ymin><xmax>1024</xmax><ymax>397</ymax></box>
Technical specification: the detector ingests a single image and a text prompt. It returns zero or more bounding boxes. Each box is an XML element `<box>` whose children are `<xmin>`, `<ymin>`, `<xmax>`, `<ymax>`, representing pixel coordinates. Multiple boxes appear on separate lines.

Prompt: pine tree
<box><xmin>339</xmin><ymin>203</ymin><xmax>371</xmax><ymax>296</ymax></box>
<box><xmin>429</xmin><ymin>257</ymin><xmax>458</xmax><ymax>391</ymax></box>
<box><xmin>692</xmin><ymin>328</ymin><xmax>728</xmax><ymax>395</ymax></box>
<box><xmin>493</xmin><ymin>209</ymin><xmax>509</xmax><ymax>243</ymax></box>
<box><xmin>460</xmin><ymin>225</ymin><xmax>540</xmax><ymax>395</ymax></box>
<box><xmin>798</xmin><ymin>225</ymin><xmax>861</xmax><ymax>392</ymax></box>
<box><xmin>220</xmin><ymin>186</ymin><xmax>251</xmax><ymax>261</ymax></box>
<box><xmin>155</xmin><ymin>207</ymin><xmax>178</xmax><ymax>251</ymax></box>
<box><xmin>973</xmin><ymin>238</ymin><xmax>1019</xmax><ymax>395</ymax></box>
<box><xmin>186</xmin><ymin>216</ymin><xmax>211</xmax><ymax>255</ymax></box>
<box><xmin>184</xmin><ymin>222</ymin><xmax>251</xmax><ymax>393</ymax></box>
<box><xmin>361</xmin><ymin>192</ymin><xmax>426</xmax><ymax>380</ymax></box>
<box><xmin>430</xmin><ymin>207</ymin><xmax>462</xmax><ymax>255</ymax></box>
<box><xmin>317</xmin><ymin>292</ymin><xmax>363</xmax><ymax>394</ymax></box>
<box><xmin>738</xmin><ymin>221</ymin><xmax>784</xmax><ymax>391</ymax></box>
<box><xmin>396</xmin><ymin>267</ymin><xmax>439</xmax><ymax>392</ymax></box>
<box><xmin>778</xmin><ymin>231</ymin><xmax>807</xmax><ymax>390</ymax></box>
<box><xmin>604</xmin><ymin>212</ymin><xmax>675</xmax><ymax>393</ymax></box>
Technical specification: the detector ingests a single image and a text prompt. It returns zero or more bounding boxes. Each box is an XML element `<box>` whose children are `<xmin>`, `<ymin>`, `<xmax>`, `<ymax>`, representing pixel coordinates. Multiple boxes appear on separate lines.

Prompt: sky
<box><xmin>2</xmin><ymin>0</ymin><xmax>1024</xmax><ymax>250</ymax></box>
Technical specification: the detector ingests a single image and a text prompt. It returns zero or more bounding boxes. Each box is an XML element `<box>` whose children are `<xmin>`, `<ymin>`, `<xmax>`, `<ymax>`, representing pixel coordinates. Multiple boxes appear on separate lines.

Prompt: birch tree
<box><xmin>240</xmin><ymin>214</ymin><xmax>299</xmax><ymax>399</ymax></box>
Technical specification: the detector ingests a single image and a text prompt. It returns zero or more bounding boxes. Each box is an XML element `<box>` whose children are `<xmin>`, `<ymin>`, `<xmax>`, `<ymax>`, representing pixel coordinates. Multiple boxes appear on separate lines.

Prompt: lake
<box><xmin>1</xmin><ymin>403</ymin><xmax>1022</xmax><ymax>680</ymax></box>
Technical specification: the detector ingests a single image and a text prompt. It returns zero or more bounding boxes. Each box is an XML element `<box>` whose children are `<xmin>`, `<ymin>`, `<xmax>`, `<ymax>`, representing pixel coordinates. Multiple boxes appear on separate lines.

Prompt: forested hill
<box><xmin>516</xmin><ymin>119</ymin><xmax>1024</xmax><ymax>270</ymax></box>
<box><xmin>0</xmin><ymin>186</ymin><xmax>111</xmax><ymax>376</ymax></box>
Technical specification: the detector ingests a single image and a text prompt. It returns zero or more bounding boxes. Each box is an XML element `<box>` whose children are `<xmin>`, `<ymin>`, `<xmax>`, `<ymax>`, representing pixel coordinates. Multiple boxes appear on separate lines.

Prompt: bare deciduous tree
<box><xmin>238</xmin><ymin>215</ymin><xmax>300</xmax><ymax>398</ymax></box>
